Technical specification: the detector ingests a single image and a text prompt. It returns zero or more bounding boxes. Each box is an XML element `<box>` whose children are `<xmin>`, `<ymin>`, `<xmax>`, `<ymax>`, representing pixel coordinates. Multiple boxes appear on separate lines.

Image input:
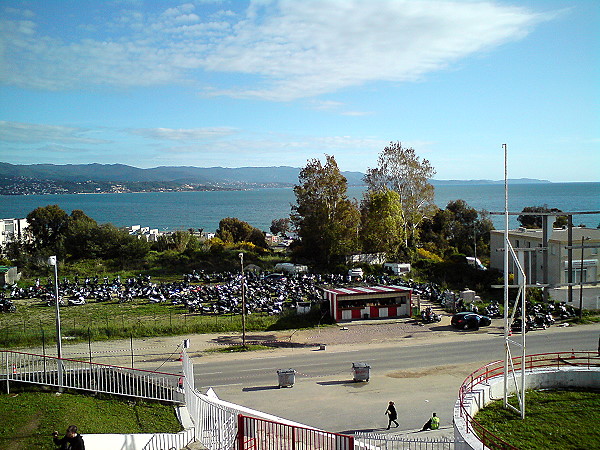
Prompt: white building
<box><xmin>125</xmin><ymin>225</ymin><xmax>163</xmax><ymax>242</ymax></box>
<box><xmin>0</xmin><ymin>218</ymin><xmax>29</xmax><ymax>248</ymax></box>
<box><xmin>490</xmin><ymin>227</ymin><xmax>600</xmax><ymax>309</ymax></box>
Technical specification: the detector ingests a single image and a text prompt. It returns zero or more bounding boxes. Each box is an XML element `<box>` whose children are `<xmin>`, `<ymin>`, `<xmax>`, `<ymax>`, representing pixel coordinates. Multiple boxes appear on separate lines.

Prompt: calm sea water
<box><xmin>1</xmin><ymin>183</ymin><xmax>598</xmax><ymax>232</ymax></box>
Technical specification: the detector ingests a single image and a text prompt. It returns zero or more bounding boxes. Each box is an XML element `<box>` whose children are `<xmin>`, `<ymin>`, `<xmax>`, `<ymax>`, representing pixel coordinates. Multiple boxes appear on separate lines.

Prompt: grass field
<box><xmin>474</xmin><ymin>389</ymin><xmax>600</xmax><ymax>449</ymax></box>
<box><xmin>0</xmin><ymin>296</ymin><xmax>326</xmax><ymax>349</ymax></box>
<box><xmin>0</xmin><ymin>387</ymin><xmax>181</xmax><ymax>449</ymax></box>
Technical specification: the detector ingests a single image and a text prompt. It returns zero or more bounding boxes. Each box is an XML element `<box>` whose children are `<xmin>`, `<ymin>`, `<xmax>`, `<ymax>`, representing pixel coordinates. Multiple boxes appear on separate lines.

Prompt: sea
<box><xmin>0</xmin><ymin>182</ymin><xmax>598</xmax><ymax>233</ymax></box>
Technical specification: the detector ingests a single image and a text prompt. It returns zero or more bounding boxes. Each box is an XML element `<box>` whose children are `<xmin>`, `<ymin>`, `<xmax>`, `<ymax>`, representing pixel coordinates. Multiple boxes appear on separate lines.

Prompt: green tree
<box><xmin>364</xmin><ymin>142</ymin><xmax>436</xmax><ymax>248</ymax></box>
<box><xmin>26</xmin><ymin>204</ymin><xmax>70</xmax><ymax>254</ymax></box>
<box><xmin>65</xmin><ymin>210</ymin><xmax>100</xmax><ymax>259</ymax></box>
<box><xmin>270</xmin><ymin>218</ymin><xmax>291</xmax><ymax>236</ymax></box>
<box><xmin>216</xmin><ymin>217</ymin><xmax>268</xmax><ymax>248</ymax></box>
<box><xmin>170</xmin><ymin>230</ymin><xmax>191</xmax><ymax>252</ymax></box>
<box><xmin>217</xmin><ymin>217</ymin><xmax>254</xmax><ymax>243</ymax></box>
<box><xmin>419</xmin><ymin>199</ymin><xmax>494</xmax><ymax>259</ymax></box>
<box><xmin>91</xmin><ymin>224</ymin><xmax>148</xmax><ymax>261</ymax></box>
<box><xmin>517</xmin><ymin>205</ymin><xmax>567</xmax><ymax>229</ymax></box>
<box><xmin>292</xmin><ymin>155</ymin><xmax>360</xmax><ymax>266</ymax></box>
<box><xmin>360</xmin><ymin>188</ymin><xmax>404</xmax><ymax>256</ymax></box>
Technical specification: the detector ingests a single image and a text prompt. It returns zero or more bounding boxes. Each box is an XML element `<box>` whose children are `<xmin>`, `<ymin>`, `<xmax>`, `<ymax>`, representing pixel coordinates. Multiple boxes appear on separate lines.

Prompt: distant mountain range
<box><xmin>0</xmin><ymin>162</ymin><xmax>551</xmax><ymax>195</ymax></box>
<box><xmin>0</xmin><ymin>162</ymin><xmax>363</xmax><ymax>186</ymax></box>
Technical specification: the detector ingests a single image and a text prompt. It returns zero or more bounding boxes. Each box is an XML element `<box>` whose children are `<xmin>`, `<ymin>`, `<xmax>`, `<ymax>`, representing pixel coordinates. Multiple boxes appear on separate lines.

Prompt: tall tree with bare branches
<box><xmin>364</xmin><ymin>142</ymin><xmax>436</xmax><ymax>248</ymax></box>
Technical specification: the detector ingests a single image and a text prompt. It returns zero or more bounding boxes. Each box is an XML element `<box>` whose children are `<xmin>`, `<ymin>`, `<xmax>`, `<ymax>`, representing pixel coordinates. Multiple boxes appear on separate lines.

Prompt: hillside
<box><xmin>0</xmin><ymin>162</ymin><xmax>550</xmax><ymax>195</ymax></box>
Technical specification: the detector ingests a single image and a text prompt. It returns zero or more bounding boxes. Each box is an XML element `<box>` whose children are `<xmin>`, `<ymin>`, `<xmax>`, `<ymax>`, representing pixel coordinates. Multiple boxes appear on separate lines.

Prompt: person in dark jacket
<box><xmin>53</xmin><ymin>425</ymin><xmax>85</xmax><ymax>450</ymax></box>
<box><xmin>385</xmin><ymin>401</ymin><xmax>399</xmax><ymax>429</ymax></box>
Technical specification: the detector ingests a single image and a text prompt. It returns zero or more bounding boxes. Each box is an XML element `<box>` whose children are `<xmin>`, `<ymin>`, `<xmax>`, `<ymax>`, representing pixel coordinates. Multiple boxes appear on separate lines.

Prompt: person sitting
<box><xmin>421</xmin><ymin>412</ymin><xmax>439</xmax><ymax>431</ymax></box>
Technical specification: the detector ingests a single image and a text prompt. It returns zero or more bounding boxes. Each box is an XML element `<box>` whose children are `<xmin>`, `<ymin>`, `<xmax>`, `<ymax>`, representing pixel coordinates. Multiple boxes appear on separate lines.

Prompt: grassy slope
<box><xmin>0</xmin><ymin>389</ymin><xmax>181</xmax><ymax>449</ymax></box>
<box><xmin>474</xmin><ymin>390</ymin><xmax>600</xmax><ymax>449</ymax></box>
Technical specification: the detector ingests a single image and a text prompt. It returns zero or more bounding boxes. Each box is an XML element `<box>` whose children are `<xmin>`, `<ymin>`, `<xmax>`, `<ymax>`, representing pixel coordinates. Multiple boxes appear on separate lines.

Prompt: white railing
<box><xmin>355</xmin><ymin>432</ymin><xmax>457</xmax><ymax>450</ymax></box>
<box><xmin>182</xmin><ymin>351</ymin><xmax>239</xmax><ymax>449</ymax></box>
<box><xmin>1</xmin><ymin>350</ymin><xmax>183</xmax><ymax>404</ymax></box>
<box><xmin>181</xmin><ymin>349</ymin><xmax>336</xmax><ymax>450</ymax></box>
<box><xmin>142</xmin><ymin>428</ymin><xmax>196</xmax><ymax>450</ymax></box>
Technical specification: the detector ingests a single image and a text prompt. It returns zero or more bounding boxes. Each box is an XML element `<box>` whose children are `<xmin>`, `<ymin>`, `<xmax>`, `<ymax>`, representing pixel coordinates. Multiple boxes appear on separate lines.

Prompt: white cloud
<box><xmin>341</xmin><ymin>111</ymin><xmax>373</xmax><ymax>117</ymax></box>
<box><xmin>0</xmin><ymin>121</ymin><xmax>109</xmax><ymax>145</ymax></box>
<box><xmin>128</xmin><ymin>127</ymin><xmax>238</xmax><ymax>141</ymax></box>
<box><xmin>0</xmin><ymin>1</ymin><xmax>549</xmax><ymax>100</ymax></box>
<box><xmin>203</xmin><ymin>0</ymin><xmax>549</xmax><ymax>100</ymax></box>
<box><xmin>146</xmin><ymin>132</ymin><xmax>390</xmax><ymax>170</ymax></box>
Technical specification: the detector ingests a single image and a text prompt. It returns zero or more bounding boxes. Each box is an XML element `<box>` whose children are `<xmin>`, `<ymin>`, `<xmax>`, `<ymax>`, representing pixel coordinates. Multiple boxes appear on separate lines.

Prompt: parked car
<box><xmin>451</xmin><ymin>311</ymin><xmax>491</xmax><ymax>330</ymax></box>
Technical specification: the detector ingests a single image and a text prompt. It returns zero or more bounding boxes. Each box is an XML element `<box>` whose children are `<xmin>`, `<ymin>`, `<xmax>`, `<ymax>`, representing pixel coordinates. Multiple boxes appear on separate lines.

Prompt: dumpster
<box><xmin>277</xmin><ymin>368</ymin><xmax>296</xmax><ymax>388</ymax></box>
<box><xmin>352</xmin><ymin>362</ymin><xmax>370</xmax><ymax>382</ymax></box>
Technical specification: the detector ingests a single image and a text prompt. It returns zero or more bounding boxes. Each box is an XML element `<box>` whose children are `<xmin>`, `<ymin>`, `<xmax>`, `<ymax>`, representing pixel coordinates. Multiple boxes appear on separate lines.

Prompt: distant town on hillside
<box><xmin>0</xmin><ymin>162</ymin><xmax>550</xmax><ymax>195</ymax></box>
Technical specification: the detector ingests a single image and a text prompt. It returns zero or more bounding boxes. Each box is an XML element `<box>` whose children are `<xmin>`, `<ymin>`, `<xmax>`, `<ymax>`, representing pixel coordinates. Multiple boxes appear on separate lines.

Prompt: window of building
<box><xmin>565</xmin><ymin>268</ymin><xmax>587</xmax><ymax>284</ymax></box>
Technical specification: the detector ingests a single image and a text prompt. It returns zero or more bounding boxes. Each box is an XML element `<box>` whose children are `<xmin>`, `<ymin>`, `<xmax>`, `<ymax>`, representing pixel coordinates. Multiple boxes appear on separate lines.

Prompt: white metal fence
<box><xmin>1</xmin><ymin>350</ymin><xmax>183</xmax><ymax>404</ymax></box>
<box><xmin>142</xmin><ymin>428</ymin><xmax>196</xmax><ymax>450</ymax></box>
<box><xmin>355</xmin><ymin>432</ymin><xmax>457</xmax><ymax>450</ymax></box>
<box><xmin>182</xmin><ymin>350</ymin><xmax>239</xmax><ymax>449</ymax></box>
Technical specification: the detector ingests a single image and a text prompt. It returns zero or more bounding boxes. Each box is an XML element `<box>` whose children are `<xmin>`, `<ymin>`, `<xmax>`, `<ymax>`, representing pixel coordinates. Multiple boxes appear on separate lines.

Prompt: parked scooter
<box><xmin>421</xmin><ymin>307</ymin><xmax>441</xmax><ymax>324</ymax></box>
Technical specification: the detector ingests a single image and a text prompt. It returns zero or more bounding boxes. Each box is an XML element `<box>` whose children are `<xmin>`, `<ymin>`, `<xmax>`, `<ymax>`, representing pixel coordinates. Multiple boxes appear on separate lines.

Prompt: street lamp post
<box><xmin>239</xmin><ymin>252</ymin><xmax>246</xmax><ymax>347</ymax></box>
<box><xmin>473</xmin><ymin>227</ymin><xmax>477</xmax><ymax>263</ymax></box>
<box><xmin>579</xmin><ymin>236</ymin><xmax>590</xmax><ymax>319</ymax></box>
<box><xmin>48</xmin><ymin>256</ymin><xmax>62</xmax><ymax>359</ymax></box>
<box><xmin>48</xmin><ymin>255</ymin><xmax>63</xmax><ymax>392</ymax></box>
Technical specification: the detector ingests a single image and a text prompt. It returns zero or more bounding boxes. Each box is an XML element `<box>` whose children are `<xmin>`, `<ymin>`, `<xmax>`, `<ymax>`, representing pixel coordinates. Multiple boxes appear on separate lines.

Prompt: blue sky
<box><xmin>0</xmin><ymin>0</ymin><xmax>598</xmax><ymax>182</ymax></box>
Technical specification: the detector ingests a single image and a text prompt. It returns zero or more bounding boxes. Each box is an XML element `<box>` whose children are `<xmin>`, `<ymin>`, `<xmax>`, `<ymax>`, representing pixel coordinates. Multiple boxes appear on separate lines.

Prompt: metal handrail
<box><xmin>458</xmin><ymin>351</ymin><xmax>600</xmax><ymax>450</ymax></box>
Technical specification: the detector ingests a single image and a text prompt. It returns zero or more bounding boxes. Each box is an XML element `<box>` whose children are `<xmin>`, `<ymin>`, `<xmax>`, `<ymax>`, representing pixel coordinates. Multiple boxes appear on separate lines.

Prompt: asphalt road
<box><xmin>192</xmin><ymin>326</ymin><xmax>599</xmax><ymax>434</ymax></box>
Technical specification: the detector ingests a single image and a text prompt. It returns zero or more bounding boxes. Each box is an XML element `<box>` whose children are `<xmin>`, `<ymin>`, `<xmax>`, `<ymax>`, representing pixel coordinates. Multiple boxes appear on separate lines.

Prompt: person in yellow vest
<box><xmin>421</xmin><ymin>412</ymin><xmax>439</xmax><ymax>431</ymax></box>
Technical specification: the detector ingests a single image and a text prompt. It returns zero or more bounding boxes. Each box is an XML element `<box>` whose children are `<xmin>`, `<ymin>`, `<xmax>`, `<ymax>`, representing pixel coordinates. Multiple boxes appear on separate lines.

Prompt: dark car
<box><xmin>451</xmin><ymin>311</ymin><xmax>492</xmax><ymax>330</ymax></box>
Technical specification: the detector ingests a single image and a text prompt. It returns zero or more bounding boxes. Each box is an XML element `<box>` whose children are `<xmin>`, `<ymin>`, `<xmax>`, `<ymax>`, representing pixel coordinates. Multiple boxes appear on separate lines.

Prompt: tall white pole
<box><xmin>239</xmin><ymin>252</ymin><xmax>246</xmax><ymax>347</ymax></box>
<box><xmin>503</xmin><ymin>144</ymin><xmax>509</xmax><ymax>407</ymax></box>
<box><xmin>48</xmin><ymin>255</ymin><xmax>63</xmax><ymax>392</ymax></box>
<box><xmin>579</xmin><ymin>236</ymin><xmax>589</xmax><ymax>319</ymax></box>
<box><xmin>48</xmin><ymin>256</ymin><xmax>62</xmax><ymax>359</ymax></box>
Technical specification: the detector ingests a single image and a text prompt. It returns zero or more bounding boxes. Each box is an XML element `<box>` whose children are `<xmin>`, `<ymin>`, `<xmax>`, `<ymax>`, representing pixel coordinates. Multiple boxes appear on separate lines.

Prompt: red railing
<box><xmin>457</xmin><ymin>351</ymin><xmax>600</xmax><ymax>450</ymax></box>
<box><xmin>237</xmin><ymin>414</ymin><xmax>354</xmax><ymax>450</ymax></box>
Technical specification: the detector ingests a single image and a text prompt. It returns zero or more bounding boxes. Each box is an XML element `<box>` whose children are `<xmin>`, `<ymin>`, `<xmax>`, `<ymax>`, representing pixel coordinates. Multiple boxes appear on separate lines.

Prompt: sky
<box><xmin>0</xmin><ymin>0</ymin><xmax>598</xmax><ymax>182</ymax></box>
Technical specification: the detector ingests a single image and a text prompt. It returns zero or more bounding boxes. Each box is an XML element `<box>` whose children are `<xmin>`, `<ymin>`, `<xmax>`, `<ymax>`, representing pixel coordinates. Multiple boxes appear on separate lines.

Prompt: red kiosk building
<box><xmin>322</xmin><ymin>285</ymin><xmax>413</xmax><ymax>322</ymax></box>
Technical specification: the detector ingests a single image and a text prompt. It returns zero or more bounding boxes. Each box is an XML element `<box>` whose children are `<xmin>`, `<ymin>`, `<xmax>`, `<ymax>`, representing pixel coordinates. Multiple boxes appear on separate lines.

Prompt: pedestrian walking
<box><xmin>385</xmin><ymin>401</ymin><xmax>399</xmax><ymax>429</ymax></box>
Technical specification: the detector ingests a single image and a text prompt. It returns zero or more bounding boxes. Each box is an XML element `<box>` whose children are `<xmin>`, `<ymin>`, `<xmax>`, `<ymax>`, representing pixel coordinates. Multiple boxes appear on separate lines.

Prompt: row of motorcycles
<box><xmin>510</xmin><ymin>301</ymin><xmax>577</xmax><ymax>332</ymax></box>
